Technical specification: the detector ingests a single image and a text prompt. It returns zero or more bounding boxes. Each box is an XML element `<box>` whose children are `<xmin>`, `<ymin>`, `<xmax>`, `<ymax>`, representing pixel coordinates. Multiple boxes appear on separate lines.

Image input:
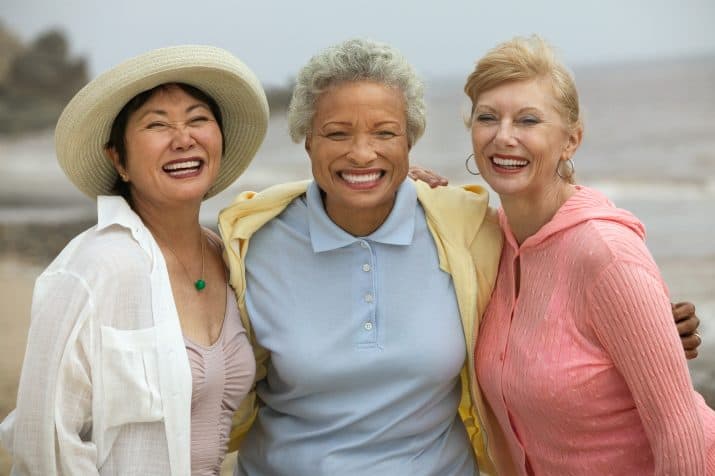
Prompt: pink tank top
<box><xmin>184</xmin><ymin>286</ymin><xmax>255</xmax><ymax>475</ymax></box>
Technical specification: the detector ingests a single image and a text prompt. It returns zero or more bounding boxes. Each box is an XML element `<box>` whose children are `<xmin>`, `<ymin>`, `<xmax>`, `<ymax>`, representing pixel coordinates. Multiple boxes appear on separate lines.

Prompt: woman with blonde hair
<box><xmin>465</xmin><ymin>35</ymin><xmax>715</xmax><ymax>474</ymax></box>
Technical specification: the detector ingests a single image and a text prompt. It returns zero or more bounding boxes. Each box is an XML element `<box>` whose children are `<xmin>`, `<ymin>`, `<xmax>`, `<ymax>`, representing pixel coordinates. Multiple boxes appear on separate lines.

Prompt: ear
<box><xmin>105</xmin><ymin>147</ymin><xmax>128</xmax><ymax>181</ymax></box>
<box><xmin>304</xmin><ymin>134</ymin><xmax>312</xmax><ymax>155</ymax></box>
<box><xmin>562</xmin><ymin>124</ymin><xmax>583</xmax><ymax>161</ymax></box>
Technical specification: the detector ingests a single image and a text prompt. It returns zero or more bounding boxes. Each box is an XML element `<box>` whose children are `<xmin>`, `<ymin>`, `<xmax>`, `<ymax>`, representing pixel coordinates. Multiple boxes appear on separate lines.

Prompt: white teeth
<box><xmin>341</xmin><ymin>172</ymin><xmax>382</xmax><ymax>184</ymax></box>
<box><xmin>164</xmin><ymin>160</ymin><xmax>200</xmax><ymax>171</ymax></box>
<box><xmin>492</xmin><ymin>157</ymin><xmax>528</xmax><ymax>167</ymax></box>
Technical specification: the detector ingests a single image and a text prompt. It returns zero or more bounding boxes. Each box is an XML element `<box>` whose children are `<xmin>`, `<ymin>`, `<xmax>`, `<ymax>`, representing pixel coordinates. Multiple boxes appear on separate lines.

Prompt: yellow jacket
<box><xmin>218</xmin><ymin>179</ymin><xmax>504</xmax><ymax>474</ymax></box>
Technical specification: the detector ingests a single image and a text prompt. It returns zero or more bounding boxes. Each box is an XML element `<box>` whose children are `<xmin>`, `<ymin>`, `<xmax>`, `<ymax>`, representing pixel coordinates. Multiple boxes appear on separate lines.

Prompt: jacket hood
<box><xmin>501</xmin><ymin>185</ymin><xmax>646</xmax><ymax>249</ymax></box>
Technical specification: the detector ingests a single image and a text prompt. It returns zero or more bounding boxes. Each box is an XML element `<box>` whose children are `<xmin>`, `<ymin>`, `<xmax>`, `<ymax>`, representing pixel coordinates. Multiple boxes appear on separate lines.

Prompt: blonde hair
<box><xmin>464</xmin><ymin>35</ymin><xmax>581</xmax><ymax>132</ymax></box>
<box><xmin>288</xmin><ymin>38</ymin><xmax>426</xmax><ymax>146</ymax></box>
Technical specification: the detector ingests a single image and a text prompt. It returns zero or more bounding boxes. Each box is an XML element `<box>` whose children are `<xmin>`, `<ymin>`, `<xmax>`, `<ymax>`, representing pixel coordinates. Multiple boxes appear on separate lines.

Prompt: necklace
<box><xmin>156</xmin><ymin>230</ymin><xmax>206</xmax><ymax>292</ymax></box>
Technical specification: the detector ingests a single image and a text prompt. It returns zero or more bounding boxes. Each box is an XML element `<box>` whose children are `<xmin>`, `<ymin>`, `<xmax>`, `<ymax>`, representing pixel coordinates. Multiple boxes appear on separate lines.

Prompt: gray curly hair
<box><xmin>287</xmin><ymin>38</ymin><xmax>426</xmax><ymax>146</ymax></box>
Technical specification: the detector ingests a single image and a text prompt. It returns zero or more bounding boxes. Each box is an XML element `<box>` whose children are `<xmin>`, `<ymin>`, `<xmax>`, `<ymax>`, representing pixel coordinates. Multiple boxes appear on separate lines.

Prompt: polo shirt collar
<box><xmin>307</xmin><ymin>180</ymin><xmax>417</xmax><ymax>253</ymax></box>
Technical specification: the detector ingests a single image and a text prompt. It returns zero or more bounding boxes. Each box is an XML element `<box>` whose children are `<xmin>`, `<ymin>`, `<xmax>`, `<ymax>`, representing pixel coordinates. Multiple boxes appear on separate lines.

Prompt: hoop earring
<box><xmin>556</xmin><ymin>158</ymin><xmax>575</xmax><ymax>180</ymax></box>
<box><xmin>465</xmin><ymin>153</ymin><xmax>480</xmax><ymax>176</ymax></box>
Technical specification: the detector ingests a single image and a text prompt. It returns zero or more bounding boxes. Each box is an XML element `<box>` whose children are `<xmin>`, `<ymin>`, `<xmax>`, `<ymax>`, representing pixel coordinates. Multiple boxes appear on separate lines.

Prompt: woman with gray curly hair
<box><xmin>287</xmin><ymin>38</ymin><xmax>427</xmax><ymax>147</ymax></box>
<box><xmin>219</xmin><ymin>37</ymin><xmax>503</xmax><ymax>475</ymax></box>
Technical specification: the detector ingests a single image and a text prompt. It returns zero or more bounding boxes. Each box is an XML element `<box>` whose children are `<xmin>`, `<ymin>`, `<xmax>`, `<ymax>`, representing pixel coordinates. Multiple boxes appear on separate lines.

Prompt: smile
<box><xmin>491</xmin><ymin>155</ymin><xmax>528</xmax><ymax>170</ymax></box>
<box><xmin>162</xmin><ymin>159</ymin><xmax>203</xmax><ymax>177</ymax></box>
<box><xmin>338</xmin><ymin>170</ymin><xmax>385</xmax><ymax>189</ymax></box>
<box><xmin>341</xmin><ymin>171</ymin><xmax>383</xmax><ymax>183</ymax></box>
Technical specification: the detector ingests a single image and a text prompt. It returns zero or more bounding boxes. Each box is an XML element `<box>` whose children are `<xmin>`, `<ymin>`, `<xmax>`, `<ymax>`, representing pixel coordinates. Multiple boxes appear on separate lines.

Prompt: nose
<box><xmin>170</xmin><ymin>123</ymin><xmax>196</xmax><ymax>150</ymax></box>
<box><xmin>494</xmin><ymin>120</ymin><xmax>517</xmax><ymax>147</ymax></box>
<box><xmin>347</xmin><ymin>134</ymin><xmax>378</xmax><ymax>164</ymax></box>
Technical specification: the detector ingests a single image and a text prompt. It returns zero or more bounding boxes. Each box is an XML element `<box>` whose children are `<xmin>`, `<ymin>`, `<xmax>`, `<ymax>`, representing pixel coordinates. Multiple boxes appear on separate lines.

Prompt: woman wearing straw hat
<box><xmin>0</xmin><ymin>45</ymin><xmax>268</xmax><ymax>475</ymax></box>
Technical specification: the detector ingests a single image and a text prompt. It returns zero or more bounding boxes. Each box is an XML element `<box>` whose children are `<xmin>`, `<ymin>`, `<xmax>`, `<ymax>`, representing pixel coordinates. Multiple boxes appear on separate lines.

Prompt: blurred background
<box><xmin>1</xmin><ymin>0</ymin><xmax>714</xmax><ymax>473</ymax></box>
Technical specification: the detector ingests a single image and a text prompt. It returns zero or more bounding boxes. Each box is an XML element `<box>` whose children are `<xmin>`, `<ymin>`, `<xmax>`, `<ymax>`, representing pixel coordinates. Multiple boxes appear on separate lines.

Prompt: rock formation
<box><xmin>0</xmin><ymin>23</ymin><xmax>88</xmax><ymax>134</ymax></box>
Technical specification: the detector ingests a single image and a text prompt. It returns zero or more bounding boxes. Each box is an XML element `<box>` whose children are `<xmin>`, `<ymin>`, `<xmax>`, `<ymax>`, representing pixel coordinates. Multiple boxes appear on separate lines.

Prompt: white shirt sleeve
<box><xmin>9</xmin><ymin>270</ymin><xmax>99</xmax><ymax>475</ymax></box>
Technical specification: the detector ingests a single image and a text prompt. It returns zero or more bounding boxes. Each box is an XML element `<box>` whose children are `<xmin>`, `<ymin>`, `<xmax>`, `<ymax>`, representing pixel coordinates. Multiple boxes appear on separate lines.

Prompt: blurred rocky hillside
<box><xmin>0</xmin><ymin>22</ymin><xmax>87</xmax><ymax>135</ymax></box>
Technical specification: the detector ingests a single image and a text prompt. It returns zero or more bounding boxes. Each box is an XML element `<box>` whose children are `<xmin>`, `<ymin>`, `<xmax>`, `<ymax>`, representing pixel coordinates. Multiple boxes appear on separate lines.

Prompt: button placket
<box><xmin>356</xmin><ymin>240</ymin><xmax>377</xmax><ymax>345</ymax></box>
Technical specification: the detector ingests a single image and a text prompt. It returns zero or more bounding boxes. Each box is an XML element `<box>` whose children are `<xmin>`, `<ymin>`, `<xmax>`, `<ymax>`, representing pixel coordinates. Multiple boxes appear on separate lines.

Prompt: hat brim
<box><xmin>55</xmin><ymin>45</ymin><xmax>269</xmax><ymax>199</ymax></box>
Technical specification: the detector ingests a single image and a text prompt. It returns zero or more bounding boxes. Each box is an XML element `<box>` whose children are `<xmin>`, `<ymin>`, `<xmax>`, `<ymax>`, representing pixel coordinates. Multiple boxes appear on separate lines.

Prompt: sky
<box><xmin>2</xmin><ymin>0</ymin><xmax>715</xmax><ymax>87</ymax></box>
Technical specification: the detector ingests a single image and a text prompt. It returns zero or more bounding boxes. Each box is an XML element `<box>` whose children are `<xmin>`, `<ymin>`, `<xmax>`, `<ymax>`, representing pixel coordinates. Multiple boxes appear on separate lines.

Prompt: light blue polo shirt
<box><xmin>237</xmin><ymin>180</ymin><xmax>476</xmax><ymax>476</ymax></box>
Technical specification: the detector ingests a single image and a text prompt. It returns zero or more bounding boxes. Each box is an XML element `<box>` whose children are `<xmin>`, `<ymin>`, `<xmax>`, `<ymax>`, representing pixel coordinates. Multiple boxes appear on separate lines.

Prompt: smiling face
<box><xmin>305</xmin><ymin>80</ymin><xmax>410</xmax><ymax>234</ymax></box>
<box><xmin>107</xmin><ymin>84</ymin><xmax>223</xmax><ymax>211</ymax></box>
<box><xmin>470</xmin><ymin>78</ymin><xmax>581</xmax><ymax>203</ymax></box>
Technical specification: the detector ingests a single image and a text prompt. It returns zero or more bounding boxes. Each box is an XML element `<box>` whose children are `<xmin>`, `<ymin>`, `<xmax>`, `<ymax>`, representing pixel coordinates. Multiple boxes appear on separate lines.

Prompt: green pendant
<box><xmin>194</xmin><ymin>279</ymin><xmax>206</xmax><ymax>291</ymax></box>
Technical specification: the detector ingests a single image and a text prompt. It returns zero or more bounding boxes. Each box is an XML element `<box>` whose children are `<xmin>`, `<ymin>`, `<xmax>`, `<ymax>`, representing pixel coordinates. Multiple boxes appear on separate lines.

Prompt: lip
<box><xmin>162</xmin><ymin>157</ymin><xmax>205</xmax><ymax>178</ymax></box>
<box><xmin>490</xmin><ymin>153</ymin><xmax>529</xmax><ymax>174</ymax></box>
<box><xmin>338</xmin><ymin>168</ymin><xmax>386</xmax><ymax>190</ymax></box>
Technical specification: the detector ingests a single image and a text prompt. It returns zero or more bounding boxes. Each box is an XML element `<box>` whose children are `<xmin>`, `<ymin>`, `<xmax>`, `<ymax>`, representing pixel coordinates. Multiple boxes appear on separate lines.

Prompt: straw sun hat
<box><xmin>55</xmin><ymin>45</ymin><xmax>269</xmax><ymax>199</ymax></box>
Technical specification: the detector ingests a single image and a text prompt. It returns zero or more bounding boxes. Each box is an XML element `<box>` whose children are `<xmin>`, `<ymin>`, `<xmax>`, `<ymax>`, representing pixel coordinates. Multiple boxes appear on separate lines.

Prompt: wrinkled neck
<box><xmin>501</xmin><ymin>183</ymin><xmax>576</xmax><ymax>245</ymax></box>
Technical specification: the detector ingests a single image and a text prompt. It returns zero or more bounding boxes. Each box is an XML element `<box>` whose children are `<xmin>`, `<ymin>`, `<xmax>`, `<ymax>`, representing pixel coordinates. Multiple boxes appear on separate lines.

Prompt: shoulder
<box><xmin>219</xmin><ymin>180</ymin><xmax>311</xmax><ymax>242</ymax></box>
<box><xmin>555</xmin><ymin>220</ymin><xmax>662</xmax><ymax>303</ymax></box>
<box><xmin>222</xmin><ymin>180</ymin><xmax>311</xmax><ymax>214</ymax></box>
<box><xmin>43</xmin><ymin>223</ymin><xmax>151</xmax><ymax>288</ymax></box>
<box><xmin>414</xmin><ymin>180</ymin><xmax>499</xmax><ymax>243</ymax></box>
<box><xmin>414</xmin><ymin>180</ymin><xmax>490</xmax><ymax>211</ymax></box>
<box><xmin>573</xmin><ymin>218</ymin><xmax>656</xmax><ymax>270</ymax></box>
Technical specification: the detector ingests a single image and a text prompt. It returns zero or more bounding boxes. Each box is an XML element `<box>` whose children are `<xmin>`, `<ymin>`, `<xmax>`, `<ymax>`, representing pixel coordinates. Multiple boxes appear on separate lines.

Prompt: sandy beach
<box><xmin>1</xmin><ymin>56</ymin><xmax>714</xmax><ymax>473</ymax></box>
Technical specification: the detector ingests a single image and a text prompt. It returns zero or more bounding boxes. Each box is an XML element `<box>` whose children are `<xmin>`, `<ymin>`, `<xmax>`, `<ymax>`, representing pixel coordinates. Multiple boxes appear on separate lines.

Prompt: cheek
<box><xmin>201</xmin><ymin>129</ymin><xmax>224</xmax><ymax>155</ymax></box>
<box><xmin>470</xmin><ymin>127</ymin><xmax>487</xmax><ymax>151</ymax></box>
<box><xmin>390</xmin><ymin>145</ymin><xmax>410</xmax><ymax>169</ymax></box>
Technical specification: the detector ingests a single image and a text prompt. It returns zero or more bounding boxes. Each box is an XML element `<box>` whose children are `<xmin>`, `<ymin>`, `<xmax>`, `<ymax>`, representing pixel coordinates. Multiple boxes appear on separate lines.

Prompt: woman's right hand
<box><xmin>408</xmin><ymin>165</ymin><xmax>449</xmax><ymax>188</ymax></box>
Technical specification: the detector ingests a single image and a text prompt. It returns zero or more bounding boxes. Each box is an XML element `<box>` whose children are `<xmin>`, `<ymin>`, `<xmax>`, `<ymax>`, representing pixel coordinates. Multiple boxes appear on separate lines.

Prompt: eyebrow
<box><xmin>474</xmin><ymin>105</ymin><xmax>545</xmax><ymax>115</ymax></box>
<box><xmin>321</xmin><ymin>119</ymin><xmax>402</xmax><ymax>128</ymax></box>
<box><xmin>373</xmin><ymin>120</ymin><xmax>401</xmax><ymax>127</ymax></box>
<box><xmin>136</xmin><ymin>103</ymin><xmax>210</xmax><ymax>120</ymax></box>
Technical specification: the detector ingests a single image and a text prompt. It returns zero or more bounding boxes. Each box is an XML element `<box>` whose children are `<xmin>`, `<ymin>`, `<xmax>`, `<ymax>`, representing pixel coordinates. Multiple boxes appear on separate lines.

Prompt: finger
<box><xmin>409</xmin><ymin>167</ymin><xmax>434</xmax><ymax>182</ymax></box>
<box><xmin>672</xmin><ymin>301</ymin><xmax>696</xmax><ymax>321</ymax></box>
<box><xmin>680</xmin><ymin>333</ymin><xmax>702</xmax><ymax>351</ymax></box>
<box><xmin>685</xmin><ymin>349</ymin><xmax>699</xmax><ymax>360</ymax></box>
<box><xmin>676</xmin><ymin>316</ymin><xmax>700</xmax><ymax>335</ymax></box>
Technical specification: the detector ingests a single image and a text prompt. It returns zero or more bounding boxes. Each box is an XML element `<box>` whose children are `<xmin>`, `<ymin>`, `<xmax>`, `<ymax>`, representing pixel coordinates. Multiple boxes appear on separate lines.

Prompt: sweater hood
<box><xmin>501</xmin><ymin>185</ymin><xmax>646</xmax><ymax>249</ymax></box>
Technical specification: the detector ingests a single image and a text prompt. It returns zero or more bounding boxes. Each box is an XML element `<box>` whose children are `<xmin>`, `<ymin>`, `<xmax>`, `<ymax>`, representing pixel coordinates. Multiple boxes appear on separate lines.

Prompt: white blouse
<box><xmin>0</xmin><ymin>196</ymin><xmax>194</xmax><ymax>475</ymax></box>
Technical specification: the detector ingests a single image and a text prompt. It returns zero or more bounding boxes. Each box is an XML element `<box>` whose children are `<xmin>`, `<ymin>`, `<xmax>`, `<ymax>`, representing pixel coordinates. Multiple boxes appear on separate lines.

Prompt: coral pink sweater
<box><xmin>475</xmin><ymin>186</ymin><xmax>715</xmax><ymax>475</ymax></box>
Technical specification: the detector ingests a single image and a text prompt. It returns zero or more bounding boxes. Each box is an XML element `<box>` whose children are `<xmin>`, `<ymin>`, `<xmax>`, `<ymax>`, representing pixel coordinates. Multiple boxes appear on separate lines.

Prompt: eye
<box><xmin>517</xmin><ymin>115</ymin><xmax>540</xmax><ymax>126</ymax></box>
<box><xmin>189</xmin><ymin>116</ymin><xmax>211</xmax><ymax>125</ymax></box>
<box><xmin>325</xmin><ymin>131</ymin><xmax>348</xmax><ymax>140</ymax></box>
<box><xmin>475</xmin><ymin>113</ymin><xmax>497</xmax><ymax>123</ymax></box>
<box><xmin>375</xmin><ymin>130</ymin><xmax>397</xmax><ymax>139</ymax></box>
<box><xmin>146</xmin><ymin>121</ymin><xmax>168</xmax><ymax>130</ymax></box>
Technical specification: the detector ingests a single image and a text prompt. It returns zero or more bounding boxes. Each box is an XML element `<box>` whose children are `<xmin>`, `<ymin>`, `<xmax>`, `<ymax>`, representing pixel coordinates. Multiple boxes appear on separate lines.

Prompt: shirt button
<box><xmin>364</xmin><ymin>293</ymin><xmax>374</xmax><ymax>303</ymax></box>
<box><xmin>360</xmin><ymin>241</ymin><xmax>369</xmax><ymax>248</ymax></box>
<box><xmin>364</xmin><ymin>322</ymin><xmax>373</xmax><ymax>331</ymax></box>
<box><xmin>362</xmin><ymin>263</ymin><xmax>371</xmax><ymax>272</ymax></box>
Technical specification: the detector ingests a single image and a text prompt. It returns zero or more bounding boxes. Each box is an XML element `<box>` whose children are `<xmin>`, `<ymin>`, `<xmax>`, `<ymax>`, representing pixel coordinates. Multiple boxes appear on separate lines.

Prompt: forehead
<box><xmin>134</xmin><ymin>85</ymin><xmax>210</xmax><ymax>114</ymax></box>
<box><xmin>476</xmin><ymin>78</ymin><xmax>558</xmax><ymax>110</ymax></box>
<box><xmin>314</xmin><ymin>81</ymin><xmax>406</xmax><ymax>119</ymax></box>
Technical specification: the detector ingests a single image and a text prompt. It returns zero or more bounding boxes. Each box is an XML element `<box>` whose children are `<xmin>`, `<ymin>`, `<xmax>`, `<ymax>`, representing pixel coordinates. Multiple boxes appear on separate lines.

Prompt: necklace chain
<box><xmin>155</xmin><ymin>230</ymin><xmax>206</xmax><ymax>292</ymax></box>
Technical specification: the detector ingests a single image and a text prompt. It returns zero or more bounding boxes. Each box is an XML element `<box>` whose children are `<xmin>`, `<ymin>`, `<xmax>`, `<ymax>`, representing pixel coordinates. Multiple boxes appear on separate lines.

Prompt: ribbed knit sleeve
<box><xmin>587</xmin><ymin>260</ymin><xmax>706</xmax><ymax>475</ymax></box>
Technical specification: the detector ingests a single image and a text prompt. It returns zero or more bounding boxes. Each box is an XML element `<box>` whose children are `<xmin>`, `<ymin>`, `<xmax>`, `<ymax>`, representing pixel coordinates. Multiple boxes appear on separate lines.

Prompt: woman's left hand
<box><xmin>408</xmin><ymin>165</ymin><xmax>449</xmax><ymax>188</ymax></box>
<box><xmin>673</xmin><ymin>301</ymin><xmax>701</xmax><ymax>359</ymax></box>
